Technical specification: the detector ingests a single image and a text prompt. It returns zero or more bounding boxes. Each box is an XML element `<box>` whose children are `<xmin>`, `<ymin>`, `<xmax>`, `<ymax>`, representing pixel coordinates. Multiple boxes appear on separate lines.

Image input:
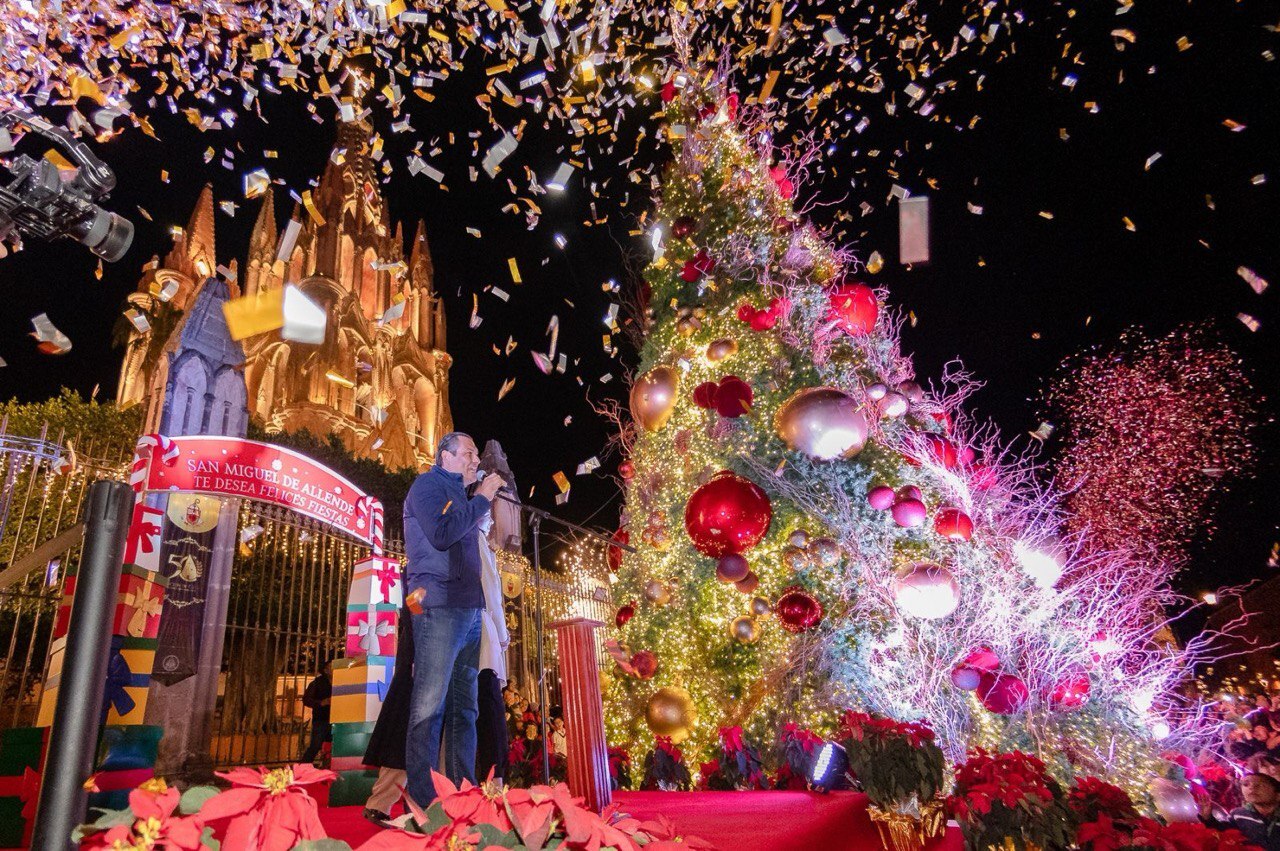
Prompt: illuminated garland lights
<box><xmin>605</xmin><ymin>71</ymin><xmax>1239</xmax><ymax>799</ymax></box>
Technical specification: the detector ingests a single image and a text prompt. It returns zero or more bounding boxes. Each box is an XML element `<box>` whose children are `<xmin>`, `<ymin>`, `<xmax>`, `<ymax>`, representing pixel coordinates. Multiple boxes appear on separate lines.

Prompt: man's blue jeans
<box><xmin>406</xmin><ymin>606</ymin><xmax>482</xmax><ymax>808</ymax></box>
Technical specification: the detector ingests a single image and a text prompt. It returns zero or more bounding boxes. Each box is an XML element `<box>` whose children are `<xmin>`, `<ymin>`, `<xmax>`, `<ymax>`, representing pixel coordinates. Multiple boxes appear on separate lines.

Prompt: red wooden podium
<box><xmin>548</xmin><ymin>617</ymin><xmax>611</xmax><ymax>812</ymax></box>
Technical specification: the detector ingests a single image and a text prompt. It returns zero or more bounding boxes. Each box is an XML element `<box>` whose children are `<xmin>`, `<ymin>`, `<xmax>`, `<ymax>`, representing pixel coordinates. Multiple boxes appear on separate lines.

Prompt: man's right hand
<box><xmin>476</xmin><ymin>474</ymin><xmax>507</xmax><ymax>500</ymax></box>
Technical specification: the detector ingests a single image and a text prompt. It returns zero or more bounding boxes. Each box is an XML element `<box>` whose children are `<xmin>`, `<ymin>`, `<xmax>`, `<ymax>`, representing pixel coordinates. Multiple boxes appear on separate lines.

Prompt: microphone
<box><xmin>475</xmin><ymin>469</ymin><xmax>516</xmax><ymax>497</ymax></box>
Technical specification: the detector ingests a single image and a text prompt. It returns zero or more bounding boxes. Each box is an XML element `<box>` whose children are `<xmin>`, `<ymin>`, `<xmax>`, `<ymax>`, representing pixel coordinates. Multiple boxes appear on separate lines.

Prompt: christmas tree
<box><xmin>606</xmin><ymin>69</ymin><xmax>1198</xmax><ymax>794</ymax></box>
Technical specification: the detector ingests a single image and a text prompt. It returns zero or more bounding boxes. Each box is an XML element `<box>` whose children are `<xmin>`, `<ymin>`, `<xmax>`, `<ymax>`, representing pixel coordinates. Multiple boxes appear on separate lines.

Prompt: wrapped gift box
<box><xmin>331</xmin><ymin>721</ymin><xmax>378</xmax><ymax>759</ymax></box>
<box><xmin>122</xmin><ymin>503</ymin><xmax>165</xmax><ymax>574</ymax></box>
<box><xmin>0</xmin><ymin>727</ymin><xmax>48</xmax><ymax>847</ymax></box>
<box><xmin>345</xmin><ymin>605</ymin><xmax>397</xmax><ymax>657</ymax></box>
<box><xmin>330</xmin><ymin>660</ymin><xmax>391</xmax><ymax>725</ymax></box>
<box><xmin>348</xmin><ymin>556</ymin><xmax>404</xmax><ymax>608</ymax></box>
<box><xmin>111</xmin><ymin>568</ymin><xmax>167</xmax><ymax>639</ymax></box>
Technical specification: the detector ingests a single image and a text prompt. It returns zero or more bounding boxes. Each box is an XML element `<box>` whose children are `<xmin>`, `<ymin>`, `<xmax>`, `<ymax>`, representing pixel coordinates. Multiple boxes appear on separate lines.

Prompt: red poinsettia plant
<box><xmin>78</xmin><ymin>764</ymin><xmax>334</xmax><ymax>851</ymax></box>
<box><xmin>1069</xmin><ymin>775</ymin><xmax>1258</xmax><ymax>851</ymax></box>
<box><xmin>363</xmin><ymin>771</ymin><xmax>714</xmax><ymax>851</ymax></box>
<box><xmin>1068</xmin><ymin>776</ymin><xmax>1140</xmax><ymax>825</ymax></box>
<box><xmin>78</xmin><ymin>764</ymin><xmax>712</xmax><ymax>851</ymax></box>
<box><xmin>947</xmin><ymin>749</ymin><xmax>1074</xmax><ymax>851</ymax></box>
<box><xmin>698</xmin><ymin>726</ymin><xmax>768</xmax><ymax>791</ymax></box>
<box><xmin>1077</xmin><ymin>813</ymin><xmax>1259</xmax><ymax>851</ymax></box>
<box><xmin>837</xmin><ymin>710</ymin><xmax>945</xmax><ymax>811</ymax></box>
<box><xmin>640</xmin><ymin>736</ymin><xmax>692</xmax><ymax>791</ymax></box>
<box><xmin>608</xmin><ymin>746</ymin><xmax>633</xmax><ymax>790</ymax></box>
<box><xmin>774</xmin><ymin>722</ymin><xmax>824</xmax><ymax>790</ymax></box>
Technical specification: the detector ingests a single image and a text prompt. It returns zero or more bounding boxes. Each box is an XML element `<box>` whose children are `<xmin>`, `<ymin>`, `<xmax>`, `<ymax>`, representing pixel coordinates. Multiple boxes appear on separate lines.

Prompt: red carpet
<box><xmin>317</xmin><ymin>791</ymin><xmax>965</xmax><ymax>851</ymax></box>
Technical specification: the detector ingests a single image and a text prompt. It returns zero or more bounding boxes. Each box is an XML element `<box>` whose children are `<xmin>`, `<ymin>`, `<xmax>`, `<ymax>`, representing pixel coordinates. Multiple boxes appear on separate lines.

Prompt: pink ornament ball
<box><xmin>934</xmin><ymin>507</ymin><xmax>974</xmax><ymax>542</ymax></box>
<box><xmin>979</xmin><ymin>673</ymin><xmax>1029</xmax><ymax>715</ymax></box>
<box><xmin>951</xmin><ymin>666</ymin><xmax>983</xmax><ymax>691</ymax></box>
<box><xmin>891</xmin><ymin>497</ymin><xmax>928</xmax><ymax>528</ymax></box>
<box><xmin>867</xmin><ymin>485</ymin><xmax>896</xmax><ymax>511</ymax></box>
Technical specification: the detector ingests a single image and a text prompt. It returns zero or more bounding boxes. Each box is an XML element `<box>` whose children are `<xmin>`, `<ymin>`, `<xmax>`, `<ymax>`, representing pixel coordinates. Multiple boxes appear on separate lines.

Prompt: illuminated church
<box><xmin>116</xmin><ymin>115</ymin><xmax>453</xmax><ymax>470</ymax></box>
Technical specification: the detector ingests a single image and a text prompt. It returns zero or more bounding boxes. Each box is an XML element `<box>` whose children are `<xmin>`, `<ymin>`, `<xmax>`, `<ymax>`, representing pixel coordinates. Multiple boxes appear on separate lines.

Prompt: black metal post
<box><xmin>530</xmin><ymin>514</ymin><xmax>552</xmax><ymax>784</ymax></box>
<box><xmin>30</xmin><ymin>479</ymin><xmax>134</xmax><ymax>851</ymax></box>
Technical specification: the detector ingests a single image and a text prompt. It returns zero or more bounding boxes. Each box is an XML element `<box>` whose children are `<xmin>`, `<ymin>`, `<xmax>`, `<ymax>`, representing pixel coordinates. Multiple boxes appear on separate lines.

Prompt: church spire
<box><xmin>409</xmin><ymin>220</ymin><xmax>434</xmax><ymax>292</ymax></box>
<box><xmin>185</xmin><ymin>183</ymin><xmax>216</xmax><ymax>277</ymax></box>
<box><xmin>248</xmin><ymin>189</ymin><xmax>277</xmax><ymax>260</ymax></box>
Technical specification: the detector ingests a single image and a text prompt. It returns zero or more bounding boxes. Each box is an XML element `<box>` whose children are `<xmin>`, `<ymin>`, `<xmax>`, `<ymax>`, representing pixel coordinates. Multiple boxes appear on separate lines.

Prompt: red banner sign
<box><xmin>135</xmin><ymin>435</ymin><xmax>379</xmax><ymax>545</ymax></box>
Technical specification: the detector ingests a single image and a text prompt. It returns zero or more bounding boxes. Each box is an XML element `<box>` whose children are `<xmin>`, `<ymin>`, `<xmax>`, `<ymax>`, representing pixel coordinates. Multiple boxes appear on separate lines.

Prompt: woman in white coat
<box><xmin>474</xmin><ymin>505</ymin><xmax>511</xmax><ymax>781</ymax></box>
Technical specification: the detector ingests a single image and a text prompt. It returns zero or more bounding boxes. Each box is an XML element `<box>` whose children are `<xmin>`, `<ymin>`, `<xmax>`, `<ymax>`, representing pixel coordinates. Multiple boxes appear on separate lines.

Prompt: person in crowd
<box><xmin>1202</xmin><ymin>772</ymin><xmax>1280</xmax><ymax>850</ymax></box>
<box><xmin>471</xmin><ymin>482</ymin><xmax>511</xmax><ymax>782</ymax></box>
<box><xmin>551</xmin><ymin>714</ymin><xmax>568</xmax><ymax>759</ymax></box>
<box><xmin>300</xmin><ymin>657</ymin><xmax>333</xmax><ymax>765</ymax></box>
<box><xmin>362</xmin><ymin>606</ymin><xmax>414</xmax><ymax>827</ymax></box>
<box><xmin>403</xmin><ymin>432</ymin><xmax>506</xmax><ymax>808</ymax></box>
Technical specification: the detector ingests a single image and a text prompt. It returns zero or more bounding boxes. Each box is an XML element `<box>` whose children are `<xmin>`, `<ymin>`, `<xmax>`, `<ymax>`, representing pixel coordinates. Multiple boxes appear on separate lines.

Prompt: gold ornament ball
<box><xmin>706</xmin><ymin>338</ymin><xmax>739</xmax><ymax>362</ymax></box>
<box><xmin>775</xmin><ymin>387</ymin><xmax>869</xmax><ymax>461</ymax></box>
<box><xmin>812</xmin><ymin>537</ymin><xmax>842</xmax><ymax>567</ymax></box>
<box><xmin>645</xmin><ymin>687</ymin><xmax>698</xmax><ymax>742</ymax></box>
<box><xmin>630</xmin><ymin>366</ymin><xmax>680</xmax><ymax>432</ymax></box>
<box><xmin>782</xmin><ymin>545</ymin><xmax>811</xmax><ymax>572</ymax></box>
<box><xmin>644</xmin><ymin>580</ymin><xmax>671</xmax><ymax>605</ymax></box>
<box><xmin>788</xmin><ymin>529</ymin><xmax>810</xmax><ymax>549</ymax></box>
<box><xmin>750</xmin><ymin>595</ymin><xmax>772</xmax><ymax>617</ymax></box>
<box><xmin>730</xmin><ymin>615</ymin><xmax>760</xmax><ymax>644</ymax></box>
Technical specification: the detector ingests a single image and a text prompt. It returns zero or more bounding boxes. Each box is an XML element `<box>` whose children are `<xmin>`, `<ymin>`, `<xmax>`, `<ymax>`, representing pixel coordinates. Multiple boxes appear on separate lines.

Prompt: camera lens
<box><xmin>72</xmin><ymin>207</ymin><xmax>134</xmax><ymax>262</ymax></box>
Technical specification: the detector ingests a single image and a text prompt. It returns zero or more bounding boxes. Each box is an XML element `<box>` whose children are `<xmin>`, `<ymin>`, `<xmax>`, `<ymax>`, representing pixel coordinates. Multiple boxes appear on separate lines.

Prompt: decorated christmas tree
<box><xmin>605</xmin><ymin>69</ymin><xmax>1203</xmax><ymax>795</ymax></box>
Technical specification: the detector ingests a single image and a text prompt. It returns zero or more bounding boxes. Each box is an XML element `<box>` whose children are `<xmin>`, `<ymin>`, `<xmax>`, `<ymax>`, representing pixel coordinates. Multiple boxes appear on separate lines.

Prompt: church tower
<box><xmin>116</xmin><ymin>113</ymin><xmax>452</xmax><ymax>471</ymax></box>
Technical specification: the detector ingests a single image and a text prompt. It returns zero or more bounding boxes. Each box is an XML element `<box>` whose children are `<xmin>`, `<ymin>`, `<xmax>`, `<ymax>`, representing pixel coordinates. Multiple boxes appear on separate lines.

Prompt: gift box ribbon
<box><xmin>348</xmin><ymin>615</ymin><xmax>393</xmax><ymax>653</ymax></box>
<box><xmin>0</xmin><ymin>767</ymin><xmax>40</xmax><ymax>820</ymax></box>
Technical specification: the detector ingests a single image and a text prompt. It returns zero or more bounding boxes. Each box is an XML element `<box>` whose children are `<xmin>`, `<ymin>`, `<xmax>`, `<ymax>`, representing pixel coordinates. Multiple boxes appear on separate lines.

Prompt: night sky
<box><xmin>0</xmin><ymin>1</ymin><xmax>1275</xmax><ymax>598</ymax></box>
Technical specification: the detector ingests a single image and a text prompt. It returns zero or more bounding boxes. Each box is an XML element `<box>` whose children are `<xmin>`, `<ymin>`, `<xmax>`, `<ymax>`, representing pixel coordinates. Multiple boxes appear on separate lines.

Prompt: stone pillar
<box><xmin>548</xmin><ymin>618</ymin><xmax>609</xmax><ymax>813</ymax></box>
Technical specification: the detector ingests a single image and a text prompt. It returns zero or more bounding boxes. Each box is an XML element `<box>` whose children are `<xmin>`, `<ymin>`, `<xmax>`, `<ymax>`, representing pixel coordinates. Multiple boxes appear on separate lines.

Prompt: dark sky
<box><xmin>0</xmin><ymin>1</ymin><xmax>1275</xmax><ymax>596</ymax></box>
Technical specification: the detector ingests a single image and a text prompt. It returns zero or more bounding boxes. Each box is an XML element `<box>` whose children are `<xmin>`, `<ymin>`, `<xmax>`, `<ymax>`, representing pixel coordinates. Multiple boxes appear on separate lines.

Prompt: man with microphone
<box><xmin>403</xmin><ymin>432</ymin><xmax>506</xmax><ymax>808</ymax></box>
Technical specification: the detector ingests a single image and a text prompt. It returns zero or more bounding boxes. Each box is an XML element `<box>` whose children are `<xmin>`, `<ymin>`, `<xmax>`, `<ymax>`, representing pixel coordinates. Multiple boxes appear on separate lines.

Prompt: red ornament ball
<box><xmin>962</xmin><ymin>648</ymin><xmax>1001</xmax><ymax>672</ymax></box>
<box><xmin>672</xmin><ymin>216</ymin><xmax>697</xmax><ymax>238</ymax></box>
<box><xmin>631</xmin><ymin>650</ymin><xmax>658</xmax><ymax>680</ymax></box>
<box><xmin>891</xmin><ymin>497</ymin><xmax>928</xmax><ymax>528</ymax></box>
<box><xmin>716</xmin><ymin>553</ymin><xmax>750</xmax><ymax>583</ymax></box>
<box><xmin>1049</xmin><ymin>670</ymin><xmax>1091</xmax><ymax>711</ymax></box>
<box><xmin>684</xmin><ymin>471</ymin><xmax>773</xmax><ymax>557</ymax></box>
<box><xmin>867</xmin><ymin>485</ymin><xmax>896</xmax><ymax>511</ymax></box>
<box><xmin>748</xmin><ymin>310</ymin><xmax>777</xmax><ymax>332</ymax></box>
<box><xmin>607</xmin><ymin>528</ymin><xmax>629</xmax><ymax>573</ymax></box>
<box><xmin>934</xmin><ymin>507</ymin><xmax>974</xmax><ymax>542</ymax></box>
<box><xmin>618</xmin><ymin>460</ymin><xmax>635</xmax><ymax>481</ymax></box>
<box><xmin>979</xmin><ymin>673</ymin><xmax>1029</xmax><ymax>715</ymax></box>
<box><xmin>827</xmin><ymin>283</ymin><xmax>878</xmax><ymax>335</ymax></box>
<box><xmin>896</xmin><ymin>485</ymin><xmax>923</xmax><ymax>503</ymax></box>
<box><xmin>615</xmin><ymin>602</ymin><xmax>636</xmax><ymax>629</ymax></box>
<box><xmin>775</xmin><ymin>586</ymin><xmax>824</xmax><ymax>633</ymax></box>
<box><xmin>693</xmin><ymin>381</ymin><xmax>719</xmax><ymax>409</ymax></box>
<box><xmin>734</xmin><ymin>572</ymin><xmax>759</xmax><ymax>594</ymax></box>
<box><xmin>714</xmin><ymin>376</ymin><xmax>754</xmax><ymax>418</ymax></box>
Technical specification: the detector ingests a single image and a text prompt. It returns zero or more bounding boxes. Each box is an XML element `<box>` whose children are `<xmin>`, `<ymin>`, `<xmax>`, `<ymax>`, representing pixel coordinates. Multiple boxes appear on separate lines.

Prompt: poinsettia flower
<box><xmin>504</xmin><ymin>785</ymin><xmax>558</xmax><ymax>848</ymax></box>
<box><xmin>83</xmin><ymin>778</ymin><xmax>206</xmax><ymax>851</ymax></box>
<box><xmin>428</xmin><ymin>771</ymin><xmax>512</xmax><ymax>832</ymax></box>
<box><xmin>196</xmin><ymin>764</ymin><xmax>334</xmax><ymax>851</ymax></box>
<box><xmin>548</xmin><ymin>783</ymin><xmax>641</xmax><ymax>851</ymax></box>
<box><xmin>355</xmin><ymin>821</ymin><xmax>482</xmax><ymax>850</ymax></box>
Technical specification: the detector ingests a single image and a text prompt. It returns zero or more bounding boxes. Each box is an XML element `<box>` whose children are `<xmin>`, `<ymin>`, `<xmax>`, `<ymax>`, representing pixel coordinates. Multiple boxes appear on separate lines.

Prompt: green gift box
<box><xmin>331</xmin><ymin>721</ymin><xmax>377</xmax><ymax>758</ymax></box>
